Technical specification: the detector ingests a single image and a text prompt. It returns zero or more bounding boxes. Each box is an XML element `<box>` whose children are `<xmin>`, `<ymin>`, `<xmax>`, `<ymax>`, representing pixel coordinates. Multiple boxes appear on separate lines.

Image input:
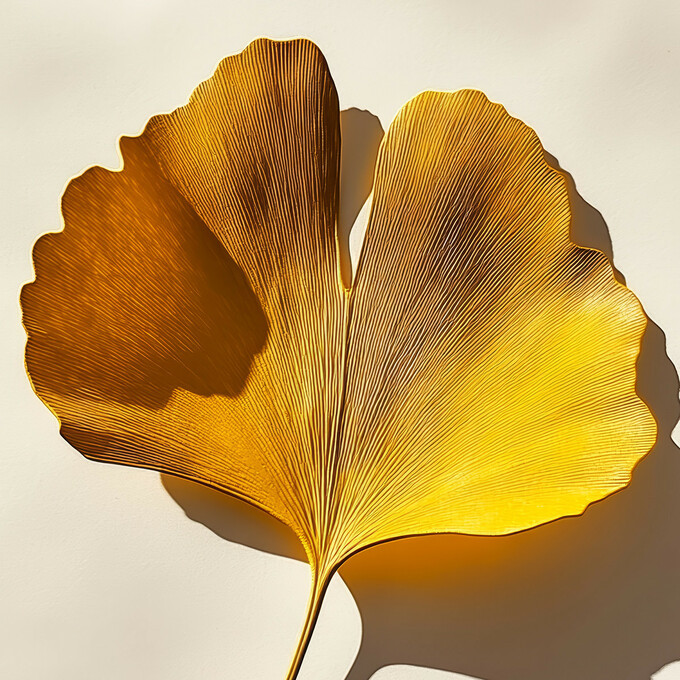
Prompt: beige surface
<box><xmin>2</xmin><ymin>1</ymin><xmax>679</xmax><ymax>679</ymax></box>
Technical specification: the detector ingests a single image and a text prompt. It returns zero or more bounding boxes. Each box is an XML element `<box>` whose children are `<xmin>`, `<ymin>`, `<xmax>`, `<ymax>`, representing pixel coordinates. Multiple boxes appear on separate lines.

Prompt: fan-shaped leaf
<box><xmin>21</xmin><ymin>39</ymin><xmax>656</xmax><ymax>679</ymax></box>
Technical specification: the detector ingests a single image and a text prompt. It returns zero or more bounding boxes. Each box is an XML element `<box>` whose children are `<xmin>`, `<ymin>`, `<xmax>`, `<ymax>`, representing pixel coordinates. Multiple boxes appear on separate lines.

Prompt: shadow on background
<box><xmin>162</xmin><ymin>110</ymin><xmax>680</xmax><ymax>680</ymax></box>
<box><xmin>337</xmin><ymin>108</ymin><xmax>384</xmax><ymax>287</ymax></box>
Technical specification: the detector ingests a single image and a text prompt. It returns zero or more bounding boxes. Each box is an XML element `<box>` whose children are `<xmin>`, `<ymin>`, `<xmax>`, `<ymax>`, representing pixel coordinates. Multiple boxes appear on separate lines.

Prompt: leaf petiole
<box><xmin>284</xmin><ymin>564</ymin><xmax>335</xmax><ymax>680</ymax></box>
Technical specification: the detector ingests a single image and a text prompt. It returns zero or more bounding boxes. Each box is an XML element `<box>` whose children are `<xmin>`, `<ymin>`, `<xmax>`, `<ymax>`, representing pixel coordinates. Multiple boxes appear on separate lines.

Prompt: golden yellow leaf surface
<box><xmin>21</xmin><ymin>38</ymin><xmax>656</xmax><ymax>679</ymax></box>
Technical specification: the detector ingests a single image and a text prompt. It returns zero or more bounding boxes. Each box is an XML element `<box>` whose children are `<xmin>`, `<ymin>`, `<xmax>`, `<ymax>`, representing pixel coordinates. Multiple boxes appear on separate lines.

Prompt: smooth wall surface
<box><xmin>2</xmin><ymin>1</ymin><xmax>679</xmax><ymax>679</ymax></box>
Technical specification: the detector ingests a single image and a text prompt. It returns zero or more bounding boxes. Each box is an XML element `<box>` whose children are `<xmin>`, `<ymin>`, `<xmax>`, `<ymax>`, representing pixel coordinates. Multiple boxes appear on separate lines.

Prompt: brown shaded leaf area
<box><xmin>22</xmin><ymin>38</ymin><xmax>656</xmax><ymax>679</ymax></box>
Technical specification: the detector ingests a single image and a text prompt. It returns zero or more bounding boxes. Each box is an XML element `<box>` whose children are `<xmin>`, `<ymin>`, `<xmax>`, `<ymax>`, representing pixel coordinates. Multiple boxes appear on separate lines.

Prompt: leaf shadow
<box><xmin>23</xmin><ymin>134</ymin><xmax>269</xmax><ymax>412</ymax></box>
<box><xmin>161</xmin><ymin>111</ymin><xmax>680</xmax><ymax>680</ymax></box>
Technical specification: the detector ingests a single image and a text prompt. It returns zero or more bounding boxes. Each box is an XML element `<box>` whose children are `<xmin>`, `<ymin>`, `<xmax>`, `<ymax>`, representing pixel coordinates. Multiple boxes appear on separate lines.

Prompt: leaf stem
<box><xmin>284</xmin><ymin>565</ymin><xmax>333</xmax><ymax>680</ymax></box>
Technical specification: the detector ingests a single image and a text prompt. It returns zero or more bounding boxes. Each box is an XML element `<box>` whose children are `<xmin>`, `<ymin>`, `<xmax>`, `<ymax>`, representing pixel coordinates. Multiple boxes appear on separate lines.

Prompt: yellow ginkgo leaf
<box><xmin>21</xmin><ymin>38</ymin><xmax>656</xmax><ymax>679</ymax></box>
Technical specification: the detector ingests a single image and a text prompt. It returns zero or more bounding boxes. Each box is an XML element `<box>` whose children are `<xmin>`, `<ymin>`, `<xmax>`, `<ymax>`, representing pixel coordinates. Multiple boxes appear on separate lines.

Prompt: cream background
<box><xmin>2</xmin><ymin>1</ymin><xmax>679</xmax><ymax>678</ymax></box>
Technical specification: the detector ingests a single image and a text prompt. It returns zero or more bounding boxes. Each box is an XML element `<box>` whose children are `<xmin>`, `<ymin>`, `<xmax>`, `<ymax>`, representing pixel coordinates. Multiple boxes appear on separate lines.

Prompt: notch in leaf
<box><xmin>21</xmin><ymin>38</ymin><xmax>656</xmax><ymax>679</ymax></box>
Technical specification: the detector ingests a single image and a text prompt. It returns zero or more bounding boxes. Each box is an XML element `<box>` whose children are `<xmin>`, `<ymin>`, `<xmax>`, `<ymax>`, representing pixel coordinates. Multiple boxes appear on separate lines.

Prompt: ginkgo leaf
<box><xmin>21</xmin><ymin>38</ymin><xmax>656</xmax><ymax>680</ymax></box>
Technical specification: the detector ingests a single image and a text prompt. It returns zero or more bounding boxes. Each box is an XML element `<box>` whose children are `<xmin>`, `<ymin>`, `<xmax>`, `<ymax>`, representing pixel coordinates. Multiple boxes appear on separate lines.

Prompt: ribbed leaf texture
<box><xmin>21</xmin><ymin>38</ymin><xmax>656</xmax><ymax>679</ymax></box>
